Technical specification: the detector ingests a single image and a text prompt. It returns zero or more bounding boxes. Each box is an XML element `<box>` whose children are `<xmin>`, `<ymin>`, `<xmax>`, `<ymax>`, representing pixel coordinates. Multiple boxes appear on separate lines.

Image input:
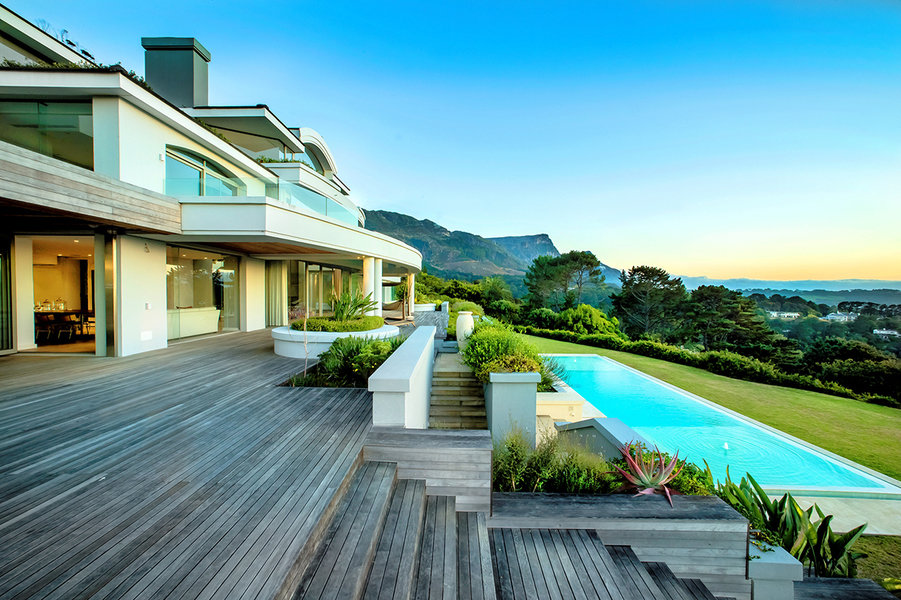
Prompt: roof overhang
<box><xmin>184</xmin><ymin>106</ymin><xmax>305</xmax><ymax>153</ymax></box>
<box><xmin>0</xmin><ymin>5</ymin><xmax>89</xmax><ymax>65</ymax></box>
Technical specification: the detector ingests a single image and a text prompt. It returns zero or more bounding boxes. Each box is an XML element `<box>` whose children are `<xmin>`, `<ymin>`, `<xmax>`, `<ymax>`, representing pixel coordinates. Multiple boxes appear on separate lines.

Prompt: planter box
<box><xmin>414</xmin><ymin>303</ymin><xmax>436</xmax><ymax>312</ymax></box>
<box><xmin>485</xmin><ymin>372</ymin><xmax>540</xmax><ymax>446</ymax></box>
<box><xmin>271</xmin><ymin>324</ymin><xmax>399</xmax><ymax>359</ymax></box>
<box><xmin>490</xmin><ymin>492</ymin><xmax>752</xmax><ymax>600</ymax></box>
<box><xmin>748</xmin><ymin>542</ymin><xmax>802</xmax><ymax>600</ymax></box>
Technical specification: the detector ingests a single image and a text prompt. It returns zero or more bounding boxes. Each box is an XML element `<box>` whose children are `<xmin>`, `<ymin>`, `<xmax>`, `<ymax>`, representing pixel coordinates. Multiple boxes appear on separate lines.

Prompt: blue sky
<box><xmin>15</xmin><ymin>0</ymin><xmax>901</xmax><ymax>279</ymax></box>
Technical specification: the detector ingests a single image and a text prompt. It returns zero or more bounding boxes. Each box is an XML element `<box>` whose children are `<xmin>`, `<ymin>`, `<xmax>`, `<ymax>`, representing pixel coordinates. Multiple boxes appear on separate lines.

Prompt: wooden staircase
<box><xmin>292</xmin><ymin>460</ymin><xmax>728</xmax><ymax>600</ymax></box>
<box><xmin>429</xmin><ymin>353</ymin><xmax>487</xmax><ymax>430</ymax></box>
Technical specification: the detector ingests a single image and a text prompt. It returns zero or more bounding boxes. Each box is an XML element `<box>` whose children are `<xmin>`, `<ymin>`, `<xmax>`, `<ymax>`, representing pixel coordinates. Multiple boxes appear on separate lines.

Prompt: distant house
<box><xmin>874</xmin><ymin>328</ymin><xmax>901</xmax><ymax>339</ymax></box>
<box><xmin>823</xmin><ymin>312</ymin><xmax>858</xmax><ymax>323</ymax></box>
<box><xmin>766</xmin><ymin>311</ymin><xmax>801</xmax><ymax>319</ymax></box>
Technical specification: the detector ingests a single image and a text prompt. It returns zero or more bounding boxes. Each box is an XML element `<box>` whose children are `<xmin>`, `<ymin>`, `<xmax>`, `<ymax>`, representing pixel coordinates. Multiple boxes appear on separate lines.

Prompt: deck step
<box><xmin>681</xmin><ymin>578</ymin><xmax>719</xmax><ymax>600</ymax></box>
<box><xmin>456</xmin><ymin>512</ymin><xmax>496</xmax><ymax>600</ymax></box>
<box><xmin>428</xmin><ymin>406</ymin><xmax>487</xmax><ymax>417</ymax></box>
<box><xmin>431</xmin><ymin>378</ymin><xmax>482</xmax><ymax>388</ymax></box>
<box><xmin>607</xmin><ymin>545</ymin><xmax>668</xmax><ymax>599</ymax></box>
<box><xmin>794</xmin><ymin>576</ymin><xmax>896</xmax><ymax>599</ymax></box>
<box><xmin>430</xmin><ymin>387</ymin><xmax>483</xmax><ymax>397</ymax></box>
<box><xmin>490</xmin><ymin>528</ymin><xmax>635</xmax><ymax>600</ymax></box>
<box><xmin>413</xmin><ymin>496</ymin><xmax>457</xmax><ymax>599</ymax></box>
<box><xmin>363</xmin><ymin>479</ymin><xmax>427</xmax><ymax>600</ymax></box>
<box><xmin>428</xmin><ymin>419</ymin><xmax>488</xmax><ymax>430</ymax></box>
<box><xmin>296</xmin><ymin>461</ymin><xmax>397</xmax><ymax>599</ymax></box>
<box><xmin>644</xmin><ymin>561</ymin><xmax>704</xmax><ymax>599</ymax></box>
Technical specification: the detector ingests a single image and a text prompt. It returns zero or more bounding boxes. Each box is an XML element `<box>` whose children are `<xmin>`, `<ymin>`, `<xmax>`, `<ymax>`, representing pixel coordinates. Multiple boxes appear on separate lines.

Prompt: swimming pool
<box><xmin>553</xmin><ymin>354</ymin><xmax>901</xmax><ymax>496</ymax></box>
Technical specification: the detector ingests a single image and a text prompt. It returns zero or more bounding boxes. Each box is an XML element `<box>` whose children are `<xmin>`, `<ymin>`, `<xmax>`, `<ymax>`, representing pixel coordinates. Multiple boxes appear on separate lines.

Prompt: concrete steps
<box><xmin>429</xmin><ymin>354</ymin><xmax>487</xmax><ymax>430</ymax></box>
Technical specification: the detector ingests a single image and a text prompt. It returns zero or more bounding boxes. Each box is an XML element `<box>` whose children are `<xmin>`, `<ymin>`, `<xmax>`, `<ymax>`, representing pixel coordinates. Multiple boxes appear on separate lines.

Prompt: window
<box><xmin>0</xmin><ymin>101</ymin><xmax>93</xmax><ymax>169</ymax></box>
<box><xmin>165</xmin><ymin>148</ymin><xmax>240</xmax><ymax>197</ymax></box>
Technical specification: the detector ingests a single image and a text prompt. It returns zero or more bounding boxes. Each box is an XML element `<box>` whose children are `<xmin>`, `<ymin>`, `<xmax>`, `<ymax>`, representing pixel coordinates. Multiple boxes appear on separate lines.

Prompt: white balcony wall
<box><xmin>92</xmin><ymin>97</ymin><xmax>267</xmax><ymax>196</ymax></box>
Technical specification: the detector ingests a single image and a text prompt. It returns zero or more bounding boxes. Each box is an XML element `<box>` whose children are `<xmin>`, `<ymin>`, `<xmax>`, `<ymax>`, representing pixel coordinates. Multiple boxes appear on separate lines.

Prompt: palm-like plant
<box><xmin>612</xmin><ymin>442</ymin><xmax>685</xmax><ymax>506</ymax></box>
<box><xmin>330</xmin><ymin>290</ymin><xmax>378</xmax><ymax>322</ymax></box>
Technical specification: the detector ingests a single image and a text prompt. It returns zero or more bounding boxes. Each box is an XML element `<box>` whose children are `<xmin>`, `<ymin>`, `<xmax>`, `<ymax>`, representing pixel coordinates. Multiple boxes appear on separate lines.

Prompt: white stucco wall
<box><xmin>11</xmin><ymin>236</ymin><xmax>35</xmax><ymax>351</ymax></box>
<box><xmin>242</xmin><ymin>257</ymin><xmax>266</xmax><ymax>332</ymax></box>
<box><xmin>117</xmin><ymin>235</ymin><xmax>167</xmax><ymax>356</ymax></box>
<box><xmin>92</xmin><ymin>97</ymin><xmax>268</xmax><ymax>195</ymax></box>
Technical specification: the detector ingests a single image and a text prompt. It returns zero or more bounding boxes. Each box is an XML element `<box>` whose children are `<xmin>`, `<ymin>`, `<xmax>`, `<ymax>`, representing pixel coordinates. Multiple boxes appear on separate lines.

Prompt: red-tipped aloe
<box><xmin>612</xmin><ymin>442</ymin><xmax>685</xmax><ymax>506</ymax></box>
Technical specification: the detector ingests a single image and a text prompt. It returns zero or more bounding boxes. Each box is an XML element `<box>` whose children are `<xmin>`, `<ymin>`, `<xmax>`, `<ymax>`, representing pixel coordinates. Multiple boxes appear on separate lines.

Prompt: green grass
<box><xmin>856</xmin><ymin>536</ymin><xmax>901</xmax><ymax>597</ymax></box>
<box><xmin>525</xmin><ymin>334</ymin><xmax>901</xmax><ymax>481</ymax></box>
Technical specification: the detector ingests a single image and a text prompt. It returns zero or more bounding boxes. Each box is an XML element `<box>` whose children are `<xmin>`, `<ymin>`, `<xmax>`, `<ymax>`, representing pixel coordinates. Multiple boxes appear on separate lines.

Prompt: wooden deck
<box><xmin>0</xmin><ymin>330</ymin><xmax>373</xmax><ymax>600</ymax></box>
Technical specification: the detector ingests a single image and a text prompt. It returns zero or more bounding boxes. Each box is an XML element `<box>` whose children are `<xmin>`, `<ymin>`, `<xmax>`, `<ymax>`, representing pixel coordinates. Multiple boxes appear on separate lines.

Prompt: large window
<box><xmin>166</xmin><ymin>246</ymin><xmax>240</xmax><ymax>339</ymax></box>
<box><xmin>164</xmin><ymin>148</ymin><xmax>240</xmax><ymax>197</ymax></box>
<box><xmin>0</xmin><ymin>101</ymin><xmax>93</xmax><ymax>169</ymax></box>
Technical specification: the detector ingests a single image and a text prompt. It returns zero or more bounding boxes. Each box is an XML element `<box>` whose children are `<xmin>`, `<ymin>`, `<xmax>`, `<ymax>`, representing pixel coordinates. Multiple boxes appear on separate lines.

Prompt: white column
<box><xmin>373</xmin><ymin>258</ymin><xmax>383</xmax><ymax>317</ymax></box>
<box><xmin>12</xmin><ymin>236</ymin><xmax>35</xmax><ymax>351</ymax></box>
<box><xmin>362</xmin><ymin>257</ymin><xmax>376</xmax><ymax>316</ymax></box>
<box><xmin>407</xmin><ymin>273</ymin><xmax>416</xmax><ymax>317</ymax></box>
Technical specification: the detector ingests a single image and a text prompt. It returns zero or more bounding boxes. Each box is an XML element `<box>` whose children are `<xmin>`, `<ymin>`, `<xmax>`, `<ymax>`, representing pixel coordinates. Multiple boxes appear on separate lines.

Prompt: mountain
<box><xmin>363</xmin><ymin>209</ymin><xmax>546</xmax><ymax>277</ymax></box>
<box><xmin>489</xmin><ymin>234</ymin><xmax>559</xmax><ymax>264</ymax></box>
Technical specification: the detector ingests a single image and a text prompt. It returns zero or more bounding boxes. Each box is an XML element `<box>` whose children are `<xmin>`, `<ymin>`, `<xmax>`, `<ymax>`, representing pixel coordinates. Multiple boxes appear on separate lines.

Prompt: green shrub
<box><xmin>492</xmin><ymin>432</ymin><xmax>616</xmax><ymax>494</ymax></box>
<box><xmin>289</xmin><ymin>335</ymin><xmax>404</xmax><ymax>387</ymax></box>
<box><xmin>462</xmin><ymin>325</ymin><xmax>539</xmax><ymax>382</ymax></box>
<box><xmin>291</xmin><ymin>316</ymin><xmax>384</xmax><ymax>332</ymax></box>
<box><xmin>476</xmin><ymin>353</ymin><xmax>541</xmax><ymax>381</ymax></box>
<box><xmin>557</xmin><ymin>304</ymin><xmax>627</xmax><ymax>338</ymax></box>
<box><xmin>528</xmin><ymin>308</ymin><xmax>561</xmax><ymax>330</ymax></box>
<box><xmin>487</xmin><ymin>299</ymin><xmax>521</xmax><ymax>323</ymax></box>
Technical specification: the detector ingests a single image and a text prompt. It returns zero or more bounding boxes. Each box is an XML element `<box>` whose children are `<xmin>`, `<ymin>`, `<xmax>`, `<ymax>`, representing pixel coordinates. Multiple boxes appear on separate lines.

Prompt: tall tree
<box><xmin>611</xmin><ymin>266</ymin><xmax>688</xmax><ymax>340</ymax></box>
<box><xmin>524</xmin><ymin>255</ymin><xmax>567</xmax><ymax>310</ymax></box>
<box><xmin>557</xmin><ymin>250</ymin><xmax>604</xmax><ymax>304</ymax></box>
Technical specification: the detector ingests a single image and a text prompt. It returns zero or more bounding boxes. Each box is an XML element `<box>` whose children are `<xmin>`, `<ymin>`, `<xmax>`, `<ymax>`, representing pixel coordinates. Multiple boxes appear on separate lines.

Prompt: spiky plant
<box><xmin>612</xmin><ymin>442</ymin><xmax>685</xmax><ymax>506</ymax></box>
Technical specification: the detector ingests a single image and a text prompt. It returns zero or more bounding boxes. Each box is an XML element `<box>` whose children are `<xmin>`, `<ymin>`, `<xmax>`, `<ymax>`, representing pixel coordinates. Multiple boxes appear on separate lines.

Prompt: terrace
<box><xmin>0</xmin><ymin>330</ymin><xmax>894</xmax><ymax>600</ymax></box>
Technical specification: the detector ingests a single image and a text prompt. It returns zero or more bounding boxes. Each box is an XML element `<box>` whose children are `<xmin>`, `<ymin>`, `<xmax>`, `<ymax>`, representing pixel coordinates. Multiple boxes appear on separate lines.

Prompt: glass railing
<box><xmin>164</xmin><ymin>176</ymin><xmax>362</xmax><ymax>227</ymax></box>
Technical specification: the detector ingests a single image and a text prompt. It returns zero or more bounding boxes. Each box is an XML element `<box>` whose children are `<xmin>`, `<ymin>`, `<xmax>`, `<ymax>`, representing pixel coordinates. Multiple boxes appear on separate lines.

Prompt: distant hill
<box><xmin>489</xmin><ymin>234</ymin><xmax>559</xmax><ymax>264</ymax></box>
<box><xmin>363</xmin><ymin>209</ymin><xmax>549</xmax><ymax>277</ymax></box>
<box><xmin>681</xmin><ymin>276</ymin><xmax>901</xmax><ymax>292</ymax></box>
<box><xmin>740</xmin><ymin>288</ymin><xmax>901</xmax><ymax>307</ymax></box>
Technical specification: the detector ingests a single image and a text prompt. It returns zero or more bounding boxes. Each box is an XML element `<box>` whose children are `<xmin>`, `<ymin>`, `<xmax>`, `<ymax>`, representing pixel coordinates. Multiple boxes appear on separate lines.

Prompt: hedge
<box><xmin>515</xmin><ymin>325</ymin><xmax>899</xmax><ymax>409</ymax></box>
<box><xmin>290</xmin><ymin>316</ymin><xmax>385</xmax><ymax>332</ymax></box>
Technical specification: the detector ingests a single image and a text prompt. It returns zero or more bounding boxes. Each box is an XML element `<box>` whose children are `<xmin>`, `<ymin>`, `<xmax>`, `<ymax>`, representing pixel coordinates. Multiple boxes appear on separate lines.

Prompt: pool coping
<box><xmin>542</xmin><ymin>352</ymin><xmax>901</xmax><ymax>499</ymax></box>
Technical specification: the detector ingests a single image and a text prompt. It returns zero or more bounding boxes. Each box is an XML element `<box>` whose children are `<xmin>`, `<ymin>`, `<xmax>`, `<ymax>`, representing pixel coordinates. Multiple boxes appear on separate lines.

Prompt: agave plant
<box><xmin>330</xmin><ymin>290</ymin><xmax>378</xmax><ymax>322</ymax></box>
<box><xmin>612</xmin><ymin>442</ymin><xmax>685</xmax><ymax>506</ymax></box>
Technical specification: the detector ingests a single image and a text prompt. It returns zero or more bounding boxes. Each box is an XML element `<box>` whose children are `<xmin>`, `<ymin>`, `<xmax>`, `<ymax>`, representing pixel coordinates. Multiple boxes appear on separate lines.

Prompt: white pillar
<box><xmin>373</xmin><ymin>258</ymin><xmax>383</xmax><ymax>317</ymax></box>
<box><xmin>362</xmin><ymin>257</ymin><xmax>376</xmax><ymax>316</ymax></box>
<box><xmin>407</xmin><ymin>273</ymin><xmax>416</xmax><ymax>318</ymax></box>
<box><xmin>12</xmin><ymin>236</ymin><xmax>35</xmax><ymax>351</ymax></box>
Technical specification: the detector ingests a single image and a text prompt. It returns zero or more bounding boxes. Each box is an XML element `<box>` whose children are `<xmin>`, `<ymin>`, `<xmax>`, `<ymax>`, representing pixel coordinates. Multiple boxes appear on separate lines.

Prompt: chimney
<box><xmin>140</xmin><ymin>37</ymin><xmax>211</xmax><ymax>107</ymax></box>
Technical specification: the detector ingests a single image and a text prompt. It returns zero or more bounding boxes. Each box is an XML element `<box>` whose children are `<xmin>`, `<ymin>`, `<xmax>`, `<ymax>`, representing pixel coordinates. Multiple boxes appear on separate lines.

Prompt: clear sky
<box><xmin>14</xmin><ymin>0</ymin><xmax>901</xmax><ymax>280</ymax></box>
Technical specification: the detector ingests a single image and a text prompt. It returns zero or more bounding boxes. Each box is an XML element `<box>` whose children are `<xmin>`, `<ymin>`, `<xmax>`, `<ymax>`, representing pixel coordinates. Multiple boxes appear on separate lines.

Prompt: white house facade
<box><xmin>0</xmin><ymin>6</ymin><xmax>420</xmax><ymax>357</ymax></box>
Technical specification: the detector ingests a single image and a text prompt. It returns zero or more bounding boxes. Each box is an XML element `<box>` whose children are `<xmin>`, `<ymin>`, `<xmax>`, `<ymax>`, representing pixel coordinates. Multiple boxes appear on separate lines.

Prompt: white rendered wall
<box><xmin>369</xmin><ymin>326</ymin><xmax>436</xmax><ymax>429</ymax></box>
<box><xmin>92</xmin><ymin>97</ymin><xmax>267</xmax><ymax>195</ymax></box>
<box><xmin>242</xmin><ymin>257</ymin><xmax>266</xmax><ymax>332</ymax></box>
<box><xmin>373</xmin><ymin>258</ymin><xmax>383</xmax><ymax>317</ymax></box>
<box><xmin>11</xmin><ymin>236</ymin><xmax>35</xmax><ymax>351</ymax></box>
<box><xmin>117</xmin><ymin>236</ymin><xmax>167</xmax><ymax>356</ymax></box>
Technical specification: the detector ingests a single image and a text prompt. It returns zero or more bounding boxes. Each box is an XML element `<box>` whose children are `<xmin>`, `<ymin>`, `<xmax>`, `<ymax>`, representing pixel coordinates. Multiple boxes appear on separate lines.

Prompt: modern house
<box><xmin>0</xmin><ymin>3</ymin><xmax>420</xmax><ymax>357</ymax></box>
<box><xmin>766</xmin><ymin>311</ymin><xmax>801</xmax><ymax>319</ymax></box>
<box><xmin>822</xmin><ymin>312</ymin><xmax>858</xmax><ymax>323</ymax></box>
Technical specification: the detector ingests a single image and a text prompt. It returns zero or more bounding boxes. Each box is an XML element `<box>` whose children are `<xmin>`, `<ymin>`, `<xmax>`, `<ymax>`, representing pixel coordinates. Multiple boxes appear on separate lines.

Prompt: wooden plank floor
<box><xmin>0</xmin><ymin>330</ymin><xmax>372</xmax><ymax>600</ymax></box>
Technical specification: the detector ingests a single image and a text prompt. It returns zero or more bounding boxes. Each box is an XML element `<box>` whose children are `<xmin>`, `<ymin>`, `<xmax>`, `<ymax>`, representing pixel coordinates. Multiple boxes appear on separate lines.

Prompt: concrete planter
<box><xmin>271</xmin><ymin>324</ymin><xmax>399</xmax><ymax>359</ymax></box>
<box><xmin>748</xmin><ymin>541</ymin><xmax>802</xmax><ymax>600</ymax></box>
<box><xmin>485</xmin><ymin>371</ymin><xmax>541</xmax><ymax>446</ymax></box>
<box><xmin>455</xmin><ymin>311</ymin><xmax>475</xmax><ymax>348</ymax></box>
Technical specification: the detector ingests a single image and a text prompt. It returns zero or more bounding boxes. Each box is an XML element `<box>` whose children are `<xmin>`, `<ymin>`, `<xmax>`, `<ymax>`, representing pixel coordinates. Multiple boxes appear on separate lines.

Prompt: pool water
<box><xmin>555</xmin><ymin>354</ymin><xmax>899</xmax><ymax>494</ymax></box>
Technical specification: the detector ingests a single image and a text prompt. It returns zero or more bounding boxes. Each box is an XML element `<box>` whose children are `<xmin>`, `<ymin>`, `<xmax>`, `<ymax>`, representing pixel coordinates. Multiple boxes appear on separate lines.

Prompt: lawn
<box><xmin>857</xmin><ymin>536</ymin><xmax>901</xmax><ymax>598</ymax></box>
<box><xmin>525</xmin><ymin>335</ymin><xmax>901</xmax><ymax>481</ymax></box>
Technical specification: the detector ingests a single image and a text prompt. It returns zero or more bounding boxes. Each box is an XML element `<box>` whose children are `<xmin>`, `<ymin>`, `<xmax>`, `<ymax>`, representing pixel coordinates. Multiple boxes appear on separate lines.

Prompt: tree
<box><xmin>611</xmin><ymin>266</ymin><xmax>688</xmax><ymax>340</ymax></box>
<box><xmin>523</xmin><ymin>255</ymin><xmax>567</xmax><ymax>310</ymax></box>
<box><xmin>557</xmin><ymin>250</ymin><xmax>603</xmax><ymax>304</ymax></box>
<box><xmin>478</xmin><ymin>275</ymin><xmax>513</xmax><ymax>305</ymax></box>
